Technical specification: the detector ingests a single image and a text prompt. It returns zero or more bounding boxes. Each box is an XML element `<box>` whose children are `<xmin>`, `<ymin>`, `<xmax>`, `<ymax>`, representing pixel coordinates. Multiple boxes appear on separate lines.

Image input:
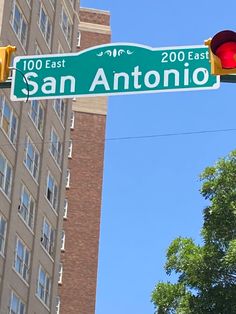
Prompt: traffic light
<box><xmin>205</xmin><ymin>30</ymin><xmax>236</xmax><ymax>75</ymax></box>
<box><xmin>0</xmin><ymin>45</ymin><xmax>16</xmax><ymax>82</ymax></box>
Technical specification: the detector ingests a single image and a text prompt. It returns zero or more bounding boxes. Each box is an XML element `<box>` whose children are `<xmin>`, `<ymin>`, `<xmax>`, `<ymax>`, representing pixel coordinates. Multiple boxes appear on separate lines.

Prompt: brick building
<box><xmin>59</xmin><ymin>7</ymin><xmax>111</xmax><ymax>314</ymax></box>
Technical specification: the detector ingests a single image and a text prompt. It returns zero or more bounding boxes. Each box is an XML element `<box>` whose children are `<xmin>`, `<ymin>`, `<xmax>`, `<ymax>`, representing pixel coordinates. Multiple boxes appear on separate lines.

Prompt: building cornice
<box><xmin>72</xmin><ymin>97</ymin><xmax>108</xmax><ymax>115</ymax></box>
<box><xmin>79</xmin><ymin>21</ymin><xmax>111</xmax><ymax>35</ymax></box>
<box><xmin>80</xmin><ymin>7</ymin><xmax>110</xmax><ymax>15</ymax></box>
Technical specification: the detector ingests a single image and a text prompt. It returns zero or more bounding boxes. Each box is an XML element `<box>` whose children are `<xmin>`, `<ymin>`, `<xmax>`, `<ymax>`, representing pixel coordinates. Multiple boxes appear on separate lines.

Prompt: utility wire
<box><xmin>105</xmin><ymin>128</ymin><xmax>236</xmax><ymax>141</ymax></box>
<box><xmin>1</xmin><ymin>127</ymin><xmax>236</xmax><ymax>149</ymax></box>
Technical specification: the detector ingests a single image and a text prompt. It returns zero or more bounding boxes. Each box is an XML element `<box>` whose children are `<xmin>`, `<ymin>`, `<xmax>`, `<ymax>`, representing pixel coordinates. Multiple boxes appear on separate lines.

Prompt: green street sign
<box><xmin>10</xmin><ymin>43</ymin><xmax>220</xmax><ymax>101</ymax></box>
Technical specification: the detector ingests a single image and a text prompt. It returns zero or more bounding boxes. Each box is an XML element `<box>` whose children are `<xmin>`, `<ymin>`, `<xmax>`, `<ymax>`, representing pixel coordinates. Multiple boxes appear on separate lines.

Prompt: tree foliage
<box><xmin>151</xmin><ymin>150</ymin><xmax>236</xmax><ymax>314</ymax></box>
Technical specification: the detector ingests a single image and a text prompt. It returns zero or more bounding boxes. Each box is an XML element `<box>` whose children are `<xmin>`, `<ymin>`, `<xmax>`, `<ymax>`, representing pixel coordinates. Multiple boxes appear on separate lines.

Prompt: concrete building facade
<box><xmin>0</xmin><ymin>0</ymin><xmax>78</xmax><ymax>313</ymax></box>
<box><xmin>0</xmin><ymin>1</ymin><xmax>111</xmax><ymax>313</ymax></box>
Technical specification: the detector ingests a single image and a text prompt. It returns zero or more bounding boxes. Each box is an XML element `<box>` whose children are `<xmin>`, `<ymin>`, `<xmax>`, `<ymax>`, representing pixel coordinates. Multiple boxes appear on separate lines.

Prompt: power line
<box><xmin>106</xmin><ymin>128</ymin><xmax>236</xmax><ymax>141</ymax></box>
<box><xmin>0</xmin><ymin>127</ymin><xmax>236</xmax><ymax>149</ymax></box>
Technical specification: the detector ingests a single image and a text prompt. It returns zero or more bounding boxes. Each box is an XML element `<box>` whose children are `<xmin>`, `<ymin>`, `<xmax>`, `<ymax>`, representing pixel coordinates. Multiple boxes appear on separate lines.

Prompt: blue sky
<box><xmin>80</xmin><ymin>1</ymin><xmax>236</xmax><ymax>313</ymax></box>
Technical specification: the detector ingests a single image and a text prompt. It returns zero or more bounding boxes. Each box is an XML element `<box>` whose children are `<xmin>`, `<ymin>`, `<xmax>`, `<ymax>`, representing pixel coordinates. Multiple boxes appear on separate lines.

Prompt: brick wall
<box><xmin>60</xmin><ymin>112</ymin><xmax>106</xmax><ymax>314</ymax></box>
<box><xmin>79</xmin><ymin>8</ymin><xmax>110</xmax><ymax>26</ymax></box>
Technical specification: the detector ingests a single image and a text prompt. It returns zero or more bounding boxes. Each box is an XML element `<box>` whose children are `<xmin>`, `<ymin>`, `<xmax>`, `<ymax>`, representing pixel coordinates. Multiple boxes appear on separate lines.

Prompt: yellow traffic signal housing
<box><xmin>0</xmin><ymin>45</ymin><xmax>16</xmax><ymax>82</ymax></box>
<box><xmin>205</xmin><ymin>30</ymin><xmax>236</xmax><ymax>75</ymax></box>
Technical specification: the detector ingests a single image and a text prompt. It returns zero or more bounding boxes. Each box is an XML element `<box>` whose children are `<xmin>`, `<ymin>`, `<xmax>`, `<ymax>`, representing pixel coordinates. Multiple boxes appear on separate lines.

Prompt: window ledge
<box><xmin>12</xmin><ymin>267</ymin><xmax>30</xmax><ymax>287</ymax></box>
<box><xmin>35</xmin><ymin>294</ymin><xmax>50</xmax><ymax>312</ymax></box>
<box><xmin>49</xmin><ymin>150</ymin><xmax>62</xmax><ymax>171</ymax></box>
<box><xmin>10</xmin><ymin>23</ymin><xmax>27</xmax><ymax>53</ymax></box>
<box><xmin>44</xmin><ymin>195</ymin><xmax>58</xmax><ymax>216</ymax></box>
<box><xmin>40</xmin><ymin>243</ymin><xmax>54</xmax><ymax>263</ymax></box>
<box><xmin>23</xmin><ymin>163</ymin><xmax>39</xmax><ymax>186</ymax></box>
<box><xmin>18</xmin><ymin>213</ymin><xmax>34</xmax><ymax>235</ymax></box>
<box><xmin>28</xmin><ymin>112</ymin><xmax>44</xmax><ymax>140</ymax></box>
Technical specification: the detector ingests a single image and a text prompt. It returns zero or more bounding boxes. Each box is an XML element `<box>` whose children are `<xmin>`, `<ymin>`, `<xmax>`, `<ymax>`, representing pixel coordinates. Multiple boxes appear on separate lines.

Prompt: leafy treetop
<box><xmin>151</xmin><ymin>150</ymin><xmax>236</xmax><ymax>314</ymax></box>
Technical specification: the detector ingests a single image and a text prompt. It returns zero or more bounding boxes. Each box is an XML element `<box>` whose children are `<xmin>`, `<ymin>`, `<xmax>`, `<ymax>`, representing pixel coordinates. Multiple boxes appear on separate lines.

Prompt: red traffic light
<box><xmin>215</xmin><ymin>42</ymin><xmax>236</xmax><ymax>68</ymax></box>
<box><xmin>205</xmin><ymin>30</ymin><xmax>236</xmax><ymax>75</ymax></box>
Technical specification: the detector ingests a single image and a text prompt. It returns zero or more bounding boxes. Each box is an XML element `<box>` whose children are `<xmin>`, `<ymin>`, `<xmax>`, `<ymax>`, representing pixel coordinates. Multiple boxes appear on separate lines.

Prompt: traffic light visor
<box><xmin>211</xmin><ymin>30</ymin><xmax>236</xmax><ymax>69</ymax></box>
<box><xmin>0</xmin><ymin>45</ymin><xmax>16</xmax><ymax>82</ymax></box>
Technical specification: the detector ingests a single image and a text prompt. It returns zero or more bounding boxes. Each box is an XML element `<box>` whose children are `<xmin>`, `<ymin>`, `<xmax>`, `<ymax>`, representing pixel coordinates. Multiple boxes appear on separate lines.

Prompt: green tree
<box><xmin>151</xmin><ymin>150</ymin><xmax>236</xmax><ymax>314</ymax></box>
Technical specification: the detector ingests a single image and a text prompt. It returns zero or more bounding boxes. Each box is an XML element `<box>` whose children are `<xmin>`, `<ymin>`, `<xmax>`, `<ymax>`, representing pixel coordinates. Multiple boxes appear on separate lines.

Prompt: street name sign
<box><xmin>10</xmin><ymin>43</ymin><xmax>220</xmax><ymax>101</ymax></box>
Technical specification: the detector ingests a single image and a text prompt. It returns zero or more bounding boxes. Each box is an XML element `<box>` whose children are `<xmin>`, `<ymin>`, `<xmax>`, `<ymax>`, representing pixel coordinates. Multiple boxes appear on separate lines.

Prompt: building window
<box><xmin>36</xmin><ymin>265</ymin><xmax>51</xmax><ymax>307</ymax></box>
<box><xmin>38</xmin><ymin>4</ymin><xmax>52</xmax><ymax>46</ymax></box>
<box><xmin>63</xmin><ymin>199</ymin><xmax>68</xmax><ymax>219</ymax></box>
<box><xmin>68</xmin><ymin>140</ymin><xmax>72</xmax><ymax>158</ymax></box>
<box><xmin>70</xmin><ymin>111</ymin><xmax>75</xmax><ymax>129</ymax></box>
<box><xmin>61</xmin><ymin>230</ymin><xmax>65</xmax><ymax>251</ymax></box>
<box><xmin>50</xmin><ymin>128</ymin><xmax>62</xmax><ymax>166</ymax></box>
<box><xmin>56</xmin><ymin>296</ymin><xmax>60</xmax><ymax>314</ymax></box>
<box><xmin>66</xmin><ymin>169</ymin><xmax>70</xmax><ymax>188</ymax></box>
<box><xmin>53</xmin><ymin>99</ymin><xmax>65</xmax><ymax>125</ymax></box>
<box><xmin>10</xmin><ymin>1</ymin><xmax>28</xmax><ymax>47</ymax></box>
<box><xmin>0</xmin><ymin>215</ymin><xmax>7</xmax><ymax>255</ymax></box>
<box><xmin>14</xmin><ymin>237</ymin><xmax>30</xmax><ymax>282</ymax></box>
<box><xmin>77</xmin><ymin>30</ymin><xmax>81</xmax><ymax>47</ymax></box>
<box><xmin>9</xmin><ymin>57</ymin><xmax>15</xmax><ymax>79</ymax></box>
<box><xmin>0</xmin><ymin>151</ymin><xmax>12</xmax><ymax>198</ymax></box>
<box><xmin>58</xmin><ymin>263</ymin><xmax>63</xmax><ymax>284</ymax></box>
<box><xmin>46</xmin><ymin>172</ymin><xmax>58</xmax><ymax>210</ymax></box>
<box><xmin>24</xmin><ymin>135</ymin><xmax>40</xmax><ymax>181</ymax></box>
<box><xmin>0</xmin><ymin>95</ymin><xmax>18</xmax><ymax>145</ymax></box>
<box><xmin>19</xmin><ymin>185</ymin><xmax>35</xmax><ymax>230</ymax></box>
<box><xmin>61</xmin><ymin>7</ymin><xmax>72</xmax><ymax>44</ymax></box>
<box><xmin>9</xmin><ymin>291</ymin><xmax>26</xmax><ymax>314</ymax></box>
<box><xmin>29</xmin><ymin>100</ymin><xmax>44</xmax><ymax>134</ymax></box>
<box><xmin>41</xmin><ymin>218</ymin><xmax>55</xmax><ymax>257</ymax></box>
